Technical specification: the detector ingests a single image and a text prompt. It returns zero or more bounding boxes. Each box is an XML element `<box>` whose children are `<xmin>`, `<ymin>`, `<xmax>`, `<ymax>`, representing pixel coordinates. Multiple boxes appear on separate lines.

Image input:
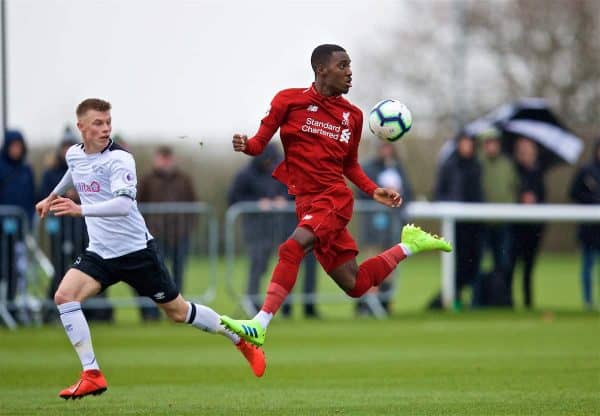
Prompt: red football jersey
<box><xmin>244</xmin><ymin>84</ymin><xmax>378</xmax><ymax>196</ymax></box>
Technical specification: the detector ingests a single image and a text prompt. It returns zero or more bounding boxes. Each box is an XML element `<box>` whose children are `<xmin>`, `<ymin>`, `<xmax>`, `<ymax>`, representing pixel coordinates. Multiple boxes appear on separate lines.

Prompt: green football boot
<box><xmin>401</xmin><ymin>224</ymin><xmax>453</xmax><ymax>254</ymax></box>
<box><xmin>220</xmin><ymin>316</ymin><xmax>266</xmax><ymax>347</ymax></box>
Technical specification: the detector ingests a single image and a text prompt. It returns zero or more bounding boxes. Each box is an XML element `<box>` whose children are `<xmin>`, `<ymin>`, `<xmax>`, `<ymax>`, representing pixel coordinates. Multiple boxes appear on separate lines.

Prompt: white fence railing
<box><xmin>226</xmin><ymin>201</ymin><xmax>600</xmax><ymax>311</ymax></box>
<box><xmin>402</xmin><ymin>202</ymin><xmax>600</xmax><ymax>308</ymax></box>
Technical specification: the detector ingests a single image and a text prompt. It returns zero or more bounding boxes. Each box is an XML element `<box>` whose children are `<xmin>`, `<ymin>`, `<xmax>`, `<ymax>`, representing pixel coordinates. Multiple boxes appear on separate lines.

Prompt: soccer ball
<box><xmin>368</xmin><ymin>99</ymin><xmax>413</xmax><ymax>142</ymax></box>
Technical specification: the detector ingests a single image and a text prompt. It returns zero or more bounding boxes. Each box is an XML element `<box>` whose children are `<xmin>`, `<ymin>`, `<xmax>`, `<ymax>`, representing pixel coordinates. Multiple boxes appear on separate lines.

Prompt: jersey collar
<box><xmin>81</xmin><ymin>138</ymin><xmax>113</xmax><ymax>154</ymax></box>
<box><xmin>309</xmin><ymin>83</ymin><xmax>342</xmax><ymax>101</ymax></box>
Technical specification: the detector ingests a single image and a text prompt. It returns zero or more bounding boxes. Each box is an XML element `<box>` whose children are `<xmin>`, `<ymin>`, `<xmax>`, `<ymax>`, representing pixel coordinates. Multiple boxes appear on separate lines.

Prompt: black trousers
<box><xmin>508</xmin><ymin>223</ymin><xmax>544</xmax><ymax>308</ymax></box>
<box><xmin>428</xmin><ymin>222</ymin><xmax>483</xmax><ymax>309</ymax></box>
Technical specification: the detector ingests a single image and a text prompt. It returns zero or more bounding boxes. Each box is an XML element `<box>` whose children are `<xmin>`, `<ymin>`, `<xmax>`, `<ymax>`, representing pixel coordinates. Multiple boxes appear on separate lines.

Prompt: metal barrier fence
<box><xmin>225</xmin><ymin>200</ymin><xmax>600</xmax><ymax>314</ymax></box>
<box><xmin>65</xmin><ymin>202</ymin><xmax>219</xmax><ymax>312</ymax></box>
<box><xmin>404</xmin><ymin>202</ymin><xmax>600</xmax><ymax>308</ymax></box>
<box><xmin>0</xmin><ymin>205</ymin><xmax>54</xmax><ymax>329</ymax></box>
<box><xmin>224</xmin><ymin>200</ymin><xmax>407</xmax><ymax>318</ymax></box>
<box><xmin>2</xmin><ymin>202</ymin><xmax>218</xmax><ymax>328</ymax></box>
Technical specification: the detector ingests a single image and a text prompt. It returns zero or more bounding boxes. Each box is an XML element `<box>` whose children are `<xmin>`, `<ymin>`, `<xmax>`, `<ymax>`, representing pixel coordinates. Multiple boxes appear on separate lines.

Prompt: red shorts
<box><xmin>295</xmin><ymin>185</ymin><xmax>358</xmax><ymax>272</ymax></box>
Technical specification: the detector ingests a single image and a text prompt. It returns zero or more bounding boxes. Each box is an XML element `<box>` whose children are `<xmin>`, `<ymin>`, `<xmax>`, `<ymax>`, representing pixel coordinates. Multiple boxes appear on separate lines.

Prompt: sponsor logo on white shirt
<box><xmin>76</xmin><ymin>181</ymin><xmax>101</xmax><ymax>193</ymax></box>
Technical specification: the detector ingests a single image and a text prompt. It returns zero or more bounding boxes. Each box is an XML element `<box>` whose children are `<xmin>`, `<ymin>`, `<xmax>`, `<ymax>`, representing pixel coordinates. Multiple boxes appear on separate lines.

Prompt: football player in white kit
<box><xmin>36</xmin><ymin>99</ymin><xmax>266</xmax><ymax>400</ymax></box>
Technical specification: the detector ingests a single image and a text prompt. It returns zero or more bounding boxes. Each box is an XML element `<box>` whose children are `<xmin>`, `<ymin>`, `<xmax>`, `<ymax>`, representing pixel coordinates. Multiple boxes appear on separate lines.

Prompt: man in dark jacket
<box><xmin>1</xmin><ymin>130</ymin><xmax>35</xmax><ymax>220</ymax></box>
<box><xmin>356</xmin><ymin>142</ymin><xmax>413</xmax><ymax>314</ymax></box>
<box><xmin>137</xmin><ymin>145</ymin><xmax>198</xmax><ymax>320</ymax></box>
<box><xmin>569</xmin><ymin>138</ymin><xmax>600</xmax><ymax>309</ymax></box>
<box><xmin>431</xmin><ymin>132</ymin><xmax>483</xmax><ymax>309</ymax></box>
<box><xmin>0</xmin><ymin>129</ymin><xmax>36</xmax><ymax>316</ymax></box>
<box><xmin>228</xmin><ymin>144</ymin><xmax>319</xmax><ymax>317</ymax></box>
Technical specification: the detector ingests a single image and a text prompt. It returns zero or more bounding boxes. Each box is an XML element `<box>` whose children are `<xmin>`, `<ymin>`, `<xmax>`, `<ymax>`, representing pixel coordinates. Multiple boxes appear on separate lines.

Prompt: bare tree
<box><xmin>357</xmin><ymin>0</ymin><xmax>600</xmax><ymax>134</ymax></box>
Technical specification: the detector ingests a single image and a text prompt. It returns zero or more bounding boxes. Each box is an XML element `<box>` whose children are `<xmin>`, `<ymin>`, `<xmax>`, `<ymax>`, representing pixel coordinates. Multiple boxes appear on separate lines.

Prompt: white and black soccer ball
<box><xmin>368</xmin><ymin>99</ymin><xmax>413</xmax><ymax>142</ymax></box>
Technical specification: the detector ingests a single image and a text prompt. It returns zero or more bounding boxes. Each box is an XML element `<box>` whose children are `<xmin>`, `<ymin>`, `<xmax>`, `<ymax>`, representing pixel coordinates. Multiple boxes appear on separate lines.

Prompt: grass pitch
<box><xmin>1</xmin><ymin>312</ymin><xmax>598</xmax><ymax>415</ymax></box>
<box><xmin>1</xmin><ymin>253</ymin><xmax>598</xmax><ymax>415</ymax></box>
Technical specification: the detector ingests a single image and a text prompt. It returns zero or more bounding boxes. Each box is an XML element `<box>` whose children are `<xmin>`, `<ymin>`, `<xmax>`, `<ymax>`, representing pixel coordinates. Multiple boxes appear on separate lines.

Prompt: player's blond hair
<box><xmin>76</xmin><ymin>98</ymin><xmax>111</xmax><ymax>118</ymax></box>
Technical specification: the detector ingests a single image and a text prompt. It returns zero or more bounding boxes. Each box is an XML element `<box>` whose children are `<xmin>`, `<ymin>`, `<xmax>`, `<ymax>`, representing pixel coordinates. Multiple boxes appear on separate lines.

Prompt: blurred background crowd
<box><xmin>0</xmin><ymin>0</ymin><xmax>599</xmax><ymax>326</ymax></box>
<box><xmin>0</xmin><ymin>115</ymin><xmax>598</xmax><ymax>325</ymax></box>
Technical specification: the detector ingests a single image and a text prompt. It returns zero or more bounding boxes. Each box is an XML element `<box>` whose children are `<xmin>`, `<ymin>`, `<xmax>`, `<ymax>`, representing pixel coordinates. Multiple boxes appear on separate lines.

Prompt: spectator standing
<box><xmin>137</xmin><ymin>145</ymin><xmax>198</xmax><ymax>320</ymax></box>
<box><xmin>431</xmin><ymin>132</ymin><xmax>483</xmax><ymax>309</ymax></box>
<box><xmin>0</xmin><ymin>129</ymin><xmax>36</xmax><ymax>320</ymax></box>
<box><xmin>569</xmin><ymin>138</ymin><xmax>600</xmax><ymax>310</ymax></box>
<box><xmin>356</xmin><ymin>142</ymin><xmax>412</xmax><ymax>314</ymax></box>
<box><xmin>509</xmin><ymin>137</ymin><xmax>546</xmax><ymax>309</ymax></box>
<box><xmin>473</xmin><ymin>127</ymin><xmax>518</xmax><ymax>307</ymax></box>
<box><xmin>228</xmin><ymin>144</ymin><xmax>319</xmax><ymax>318</ymax></box>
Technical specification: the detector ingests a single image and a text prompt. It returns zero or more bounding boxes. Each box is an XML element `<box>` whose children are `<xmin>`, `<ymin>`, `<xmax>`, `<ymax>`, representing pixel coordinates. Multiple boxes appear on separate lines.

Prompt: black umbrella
<box><xmin>464</xmin><ymin>98</ymin><xmax>584</xmax><ymax>169</ymax></box>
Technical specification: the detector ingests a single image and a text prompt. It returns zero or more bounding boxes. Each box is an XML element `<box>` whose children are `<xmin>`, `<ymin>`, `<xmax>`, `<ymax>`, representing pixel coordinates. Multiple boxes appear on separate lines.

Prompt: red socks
<box><xmin>347</xmin><ymin>245</ymin><xmax>406</xmax><ymax>298</ymax></box>
<box><xmin>261</xmin><ymin>239</ymin><xmax>305</xmax><ymax>314</ymax></box>
<box><xmin>261</xmin><ymin>241</ymin><xmax>406</xmax><ymax>310</ymax></box>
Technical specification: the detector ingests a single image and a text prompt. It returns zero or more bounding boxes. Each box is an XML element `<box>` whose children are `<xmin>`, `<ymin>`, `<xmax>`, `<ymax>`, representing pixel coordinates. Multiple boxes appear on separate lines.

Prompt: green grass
<box><xmin>1</xmin><ymin>253</ymin><xmax>599</xmax><ymax>415</ymax></box>
<box><xmin>1</xmin><ymin>313</ymin><xmax>598</xmax><ymax>415</ymax></box>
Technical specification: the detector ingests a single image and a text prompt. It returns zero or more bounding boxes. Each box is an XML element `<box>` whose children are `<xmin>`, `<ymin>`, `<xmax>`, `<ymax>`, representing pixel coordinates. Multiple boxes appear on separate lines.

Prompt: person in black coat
<box><xmin>0</xmin><ymin>130</ymin><xmax>36</xmax><ymax>318</ymax></box>
<box><xmin>508</xmin><ymin>137</ymin><xmax>546</xmax><ymax>309</ymax></box>
<box><xmin>356</xmin><ymin>142</ymin><xmax>413</xmax><ymax>314</ymax></box>
<box><xmin>430</xmin><ymin>132</ymin><xmax>483</xmax><ymax>309</ymax></box>
<box><xmin>569</xmin><ymin>138</ymin><xmax>600</xmax><ymax>309</ymax></box>
<box><xmin>228</xmin><ymin>144</ymin><xmax>319</xmax><ymax>317</ymax></box>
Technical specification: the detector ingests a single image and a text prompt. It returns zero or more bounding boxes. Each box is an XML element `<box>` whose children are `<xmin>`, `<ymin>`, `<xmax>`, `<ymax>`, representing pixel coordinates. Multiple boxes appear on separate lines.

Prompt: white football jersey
<box><xmin>66</xmin><ymin>140</ymin><xmax>153</xmax><ymax>259</ymax></box>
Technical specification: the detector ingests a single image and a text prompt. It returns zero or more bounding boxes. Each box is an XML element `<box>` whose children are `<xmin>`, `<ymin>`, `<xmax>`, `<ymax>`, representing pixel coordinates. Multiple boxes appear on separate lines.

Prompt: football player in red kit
<box><xmin>221</xmin><ymin>44</ymin><xmax>451</xmax><ymax>346</ymax></box>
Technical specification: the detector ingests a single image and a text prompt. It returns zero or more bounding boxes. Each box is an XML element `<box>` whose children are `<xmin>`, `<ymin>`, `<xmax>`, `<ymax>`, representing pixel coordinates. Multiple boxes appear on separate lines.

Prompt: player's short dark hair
<box><xmin>311</xmin><ymin>44</ymin><xmax>346</xmax><ymax>73</ymax></box>
<box><xmin>76</xmin><ymin>98</ymin><xmax>111</xmax><ymax>118</ymax></box>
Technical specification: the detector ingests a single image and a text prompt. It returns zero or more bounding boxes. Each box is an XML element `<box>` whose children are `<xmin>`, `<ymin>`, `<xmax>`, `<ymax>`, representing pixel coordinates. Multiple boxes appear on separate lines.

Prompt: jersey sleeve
<box><xmin>245</xmin><ymin>91</ymin><xmax>288</xmax><ymax>155</ymax></box>
<box><xmin>343</xmin><ymin>111</ymin><xmax>378</xmax><ymax>196</ymax></box>
<box><xmin>109</xmin><ymin>152</ymin><xmax>138</xmax><ymax>200</ymax></box>
<box><xmin>51</xmin><ymin>168</ymin><xmax>74</xmax><ymax>196</ymax></box>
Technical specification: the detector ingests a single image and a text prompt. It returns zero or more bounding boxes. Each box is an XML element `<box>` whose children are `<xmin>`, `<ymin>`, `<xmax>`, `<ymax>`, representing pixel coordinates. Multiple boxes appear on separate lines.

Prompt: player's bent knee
<box><xmin>54</xmin><ymin>290</ymin><xmax>74</xmax><ymax>305</ymax></box>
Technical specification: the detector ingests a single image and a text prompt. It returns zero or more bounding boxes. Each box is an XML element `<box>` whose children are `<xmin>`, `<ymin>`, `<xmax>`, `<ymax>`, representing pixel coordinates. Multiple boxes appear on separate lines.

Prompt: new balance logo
<box><xmin>153</xmin><ymin>292</ymin><xmax>165</xmax><ymax>300</ymax></box>
<box><xmin>242</xmin><ymin>325</ymin><xmax>258</xmax><ymax>338</ymax></box>
<box><xmin>302</xmin><ymin>214</ymin><xmax>313</xmax><ymax>220</ymax></box>
<box><xmin>307</xmin><ymin>105</ymin><xmax>319</xmax><ymax>112</ymax></box>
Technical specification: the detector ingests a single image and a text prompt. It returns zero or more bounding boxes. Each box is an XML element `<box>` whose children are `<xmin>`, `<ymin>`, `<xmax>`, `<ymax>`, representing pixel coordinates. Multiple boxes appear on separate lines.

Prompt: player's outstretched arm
<box><xmin>38</xmin><ymin>168</ymin><xmax>74</xmax><ymax>218</ymax></box>
<box><xmin>49</xmin><ymin>196</ymin><xmax>82</xmax><ymax>217</ymax></box>
<box><xmin>232</xmin><ymin>134</ymin><xmax>248</xmax><ymax>152</ymax></box>
<box><xmin>373</xmin><ymin>187</ymin><xmax>403</xmax><ymax>208</ymax></box>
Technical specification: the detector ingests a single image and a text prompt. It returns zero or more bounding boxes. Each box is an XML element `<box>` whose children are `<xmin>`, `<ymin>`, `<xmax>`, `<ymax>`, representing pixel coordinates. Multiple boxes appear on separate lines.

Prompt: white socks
<box><xmin>58</xmin><ymin>301</ymin><xmax>99</xmax><ymax>371</ymax></box>
<box><xmin>399</xmin><ymin>243</ymin><xmax>412</xmax><ymax>257</ymax></box>
<box><xmin>186</xmin><ymin>302</ymin><xmax>240</xmax><ymax>344</ymax></box>
<box><xmin>255</xmin><ymin>310</ymin><xmax>273</xmax><ymax>329</ymax></box>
